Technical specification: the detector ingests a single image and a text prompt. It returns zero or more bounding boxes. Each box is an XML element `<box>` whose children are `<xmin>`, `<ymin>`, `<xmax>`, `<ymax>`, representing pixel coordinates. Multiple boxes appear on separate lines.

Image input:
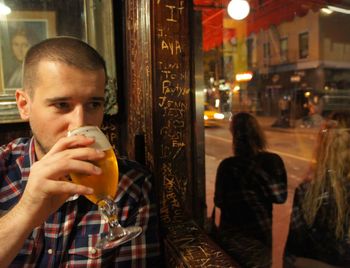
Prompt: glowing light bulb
<box><xmin>0</xmin><ymin>3</ymin><xmax>11</xmax><ymax>15</ymax></box>
<box><xmin>227</xmin><ymin>0</ymin><xmax>250</xmax><ymax>20</ymax></box>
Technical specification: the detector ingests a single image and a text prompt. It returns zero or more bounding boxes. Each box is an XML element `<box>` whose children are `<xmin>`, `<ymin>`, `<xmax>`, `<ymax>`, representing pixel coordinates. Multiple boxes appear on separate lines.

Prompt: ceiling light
<box><xmin>0</xmin><ymin>3</ymin><xmax>11</xmax><ymax>15</ymax></box>
<box><xmin>327</xmin><ymin>5</ymin><xmax>350</xmax><ymax>15</ymax></box>
<box><xmin>320</xmin><ymin>8</ymin><xmax>333</xmax><ymax>15</ymax></box>
<box><xmin>227</xmin><ymin>0</ymin><xmax>250</xmax><ymax>20</ymax></box>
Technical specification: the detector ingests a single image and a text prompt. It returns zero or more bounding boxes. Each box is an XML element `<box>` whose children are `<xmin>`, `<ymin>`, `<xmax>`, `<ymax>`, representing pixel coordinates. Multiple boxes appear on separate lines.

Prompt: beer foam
<box><xmin>67</xmin><ymin>126</ymin><xmax>112</xmax><ymax>151</ymax></box>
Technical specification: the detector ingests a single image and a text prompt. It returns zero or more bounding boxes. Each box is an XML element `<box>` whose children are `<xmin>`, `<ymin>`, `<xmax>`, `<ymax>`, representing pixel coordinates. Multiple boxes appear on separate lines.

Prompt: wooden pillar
<box><xmin>151</xmin><ymin>0</ymin><xmax>194</xmax><ymax>225</ymax></box>
<box><xmin>123</xmin><ymin>0</ymin><xmax>238</xmax><ymax>266</ymax></box>
<box><xmin>122</xmin><ymin>0</ymin><xmax>154</xmax><ymax>166</ymax></box>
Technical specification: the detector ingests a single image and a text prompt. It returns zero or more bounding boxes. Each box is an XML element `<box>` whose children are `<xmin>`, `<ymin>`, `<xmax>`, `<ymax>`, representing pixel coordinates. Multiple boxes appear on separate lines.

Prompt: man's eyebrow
<box><xmin>45</xmin><ymin>97</ymin><xmax>70</xmax><ymax>104</ymax></box>
<box><xmin>90</xmin><ymin>97</ymin><xmax>105</xmax><ymax>102</ymax></box>
<box><xmin>44</xmin><ymin>97</ymin><xmax>105</xmax><ymax>103</ymax></box>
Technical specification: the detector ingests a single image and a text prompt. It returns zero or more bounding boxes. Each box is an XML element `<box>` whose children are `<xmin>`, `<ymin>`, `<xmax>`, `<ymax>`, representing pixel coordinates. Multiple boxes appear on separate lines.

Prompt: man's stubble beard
<box><xmin>31</xmin><ymin>128</ymin><xmax>51</xmax><ymax>158</ymax></box>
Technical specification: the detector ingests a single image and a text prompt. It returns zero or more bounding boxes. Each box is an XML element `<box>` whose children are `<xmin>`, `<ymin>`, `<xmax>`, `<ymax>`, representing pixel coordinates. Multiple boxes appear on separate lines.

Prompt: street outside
<box><xmin>204</xmin><ymin>116</ymin><xmax>319</xmax><ymax>268</ymax></box>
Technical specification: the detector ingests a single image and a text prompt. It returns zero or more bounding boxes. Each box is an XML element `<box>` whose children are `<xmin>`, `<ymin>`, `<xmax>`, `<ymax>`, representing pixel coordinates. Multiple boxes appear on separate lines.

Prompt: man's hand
<box><xmin>0</xmin><ymin>135</ymin><xmax>105</xmax><ymax>267</ymax></box>
<box><xmin>17</xmin><ymin>135</ymin><xmax>105</xmax><ymax>227</ymax></box>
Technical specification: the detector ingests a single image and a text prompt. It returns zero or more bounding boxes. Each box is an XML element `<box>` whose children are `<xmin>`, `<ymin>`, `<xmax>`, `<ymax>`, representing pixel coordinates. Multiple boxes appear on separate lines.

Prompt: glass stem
<box><xmin>95</xmin><ymin>197</ymin><xmax>142</xmax><ymax>248</ymax></box>
<box><xmin>98</xmin><ymin>198</ymin><xmax>126</xmax><ymax>237</ymax></box>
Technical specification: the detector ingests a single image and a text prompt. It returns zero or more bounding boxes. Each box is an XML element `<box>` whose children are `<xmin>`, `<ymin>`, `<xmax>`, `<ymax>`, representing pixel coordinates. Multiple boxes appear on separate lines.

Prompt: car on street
<box><xmin>204</xmin><ymin>103</ymin><xmax>225</xmax><ymax>127</ymax></box>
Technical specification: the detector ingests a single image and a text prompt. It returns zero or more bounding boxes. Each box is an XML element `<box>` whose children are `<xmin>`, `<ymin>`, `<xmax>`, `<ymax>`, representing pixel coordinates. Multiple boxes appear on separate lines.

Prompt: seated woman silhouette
<box><xmin>284</xmin><ymin>111</ymin><xmax>350</xmax><ymax>268</ymax></box>
<box><xmin>214</xmin><ymin>112</ymin><xmax>287</xmax><ymax>268</ymax></box>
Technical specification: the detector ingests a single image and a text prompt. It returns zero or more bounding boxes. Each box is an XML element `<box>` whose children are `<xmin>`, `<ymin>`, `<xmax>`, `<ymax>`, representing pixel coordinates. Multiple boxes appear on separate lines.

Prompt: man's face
<box><xmin>19</xmin><ymin>60</ymin><xmax>106</xmax><ymax>159</ymax></box>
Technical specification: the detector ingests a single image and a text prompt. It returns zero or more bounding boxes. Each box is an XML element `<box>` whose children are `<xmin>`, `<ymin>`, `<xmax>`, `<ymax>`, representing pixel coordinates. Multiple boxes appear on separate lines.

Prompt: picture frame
<box><xmin>0</xmin><ymin>11</ymin><xmax>56</xmax><ymax>123</ymax></box>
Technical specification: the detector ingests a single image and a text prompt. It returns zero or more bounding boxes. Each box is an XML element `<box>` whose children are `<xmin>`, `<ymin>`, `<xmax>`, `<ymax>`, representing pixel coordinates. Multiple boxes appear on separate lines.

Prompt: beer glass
<box><xmin>68</xmin><ymin>126</ymin><xmax>142</xmax><ymax>248</ymax></box>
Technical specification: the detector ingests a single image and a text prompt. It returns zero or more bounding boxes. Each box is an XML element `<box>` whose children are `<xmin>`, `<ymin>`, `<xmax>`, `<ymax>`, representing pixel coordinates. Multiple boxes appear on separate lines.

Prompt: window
<box><xmin>299</xmin><ymin>32</ymin><xmax>309</xmax><ymax>59</ymax></box>
<box><xmin>280</xmin><ymin>37</ymin><xmax>288</xmax><ymax>62</ymax></box>
<box><xmin>247</xmin><ymin>38</ymin><xmax>253</xmax><ymax>68</ymax></box>
<box><xmin>263</xmin><ymin>42</ymin><xmax>270</xmax><ymax>58</ymax></box>
<box><xmin>194</xmin><ymin>0</ymin><xmax>350</xmax><ymax>267</ymax></box>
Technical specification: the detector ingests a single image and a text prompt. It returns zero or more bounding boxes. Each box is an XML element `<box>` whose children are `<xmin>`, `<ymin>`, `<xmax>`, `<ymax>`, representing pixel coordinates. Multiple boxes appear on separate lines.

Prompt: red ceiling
<box><xmin>193</xmin><ymin>0</ymin><xmax>230</xmax><ymax>6</ymax></box>
<box><xmin>194</xmin><ymin>0</ymin><xmax>233</xmax><ymax>51</ymax></box>
<box><xmin>194</xmin><ymin>0</ymin><xmax>340</xmax><ymax>51</ymax></box>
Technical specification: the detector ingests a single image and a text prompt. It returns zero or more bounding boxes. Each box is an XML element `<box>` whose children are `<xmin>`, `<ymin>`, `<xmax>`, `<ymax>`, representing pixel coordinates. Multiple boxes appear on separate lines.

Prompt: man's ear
<box><xmin>16</xmin><ymin>89</ymin><xmax>30</xmax><ymax>120</ymax></box>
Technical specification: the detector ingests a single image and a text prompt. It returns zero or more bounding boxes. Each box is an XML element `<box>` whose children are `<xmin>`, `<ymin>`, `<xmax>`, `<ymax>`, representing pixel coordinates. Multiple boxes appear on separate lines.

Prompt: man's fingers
<box><xmin>31</xmin><ymin>157</ymin><xmax>102</xmax><ymax>183</ymax></box>
<box><xmin>45</xmin><ymin>179</ymin><xmax>94</xmax><ymax>196</ymax></box>
<box><xmin>45</xmin><ymin>135</ymin><xmax>95</xmax><ymax>157</ymax></box>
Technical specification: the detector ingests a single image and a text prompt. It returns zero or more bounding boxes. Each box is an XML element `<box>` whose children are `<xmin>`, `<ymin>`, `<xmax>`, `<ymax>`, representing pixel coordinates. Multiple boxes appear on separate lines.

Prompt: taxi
<box><xmin>204</xmin><ymin>103</ymin><xmax>225</xmax><ymax>127</ymax></box>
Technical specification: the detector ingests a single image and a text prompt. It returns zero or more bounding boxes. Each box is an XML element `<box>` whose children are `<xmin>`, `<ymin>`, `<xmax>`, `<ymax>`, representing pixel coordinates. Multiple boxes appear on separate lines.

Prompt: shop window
<box><xmin>247</xmin><ymin>38</ymin><xmax>253</xmax><ymax>68</ymax></box>
<box><xmin>263</xmin><ymin>42</ymin><xmax>271</xmax><ymax>64</ymax></box>
<box><xmin>263</xmin><ymin>42</ymin><xmax>270</xmax><ymax>59</ymax></box>
<box><xmin>299</xmin><ymin>32</ymin><xmax>309</xmax><ymax>59</ymax></box>
<box><xmin>280</xmin><ymin>37</ymin><xmax>288</xmax><ymax>62</ymax></box>
<box><xmin>0</xmin><ymin>0</ymin><xmax>116</xmax><ymax>123</ymax></box>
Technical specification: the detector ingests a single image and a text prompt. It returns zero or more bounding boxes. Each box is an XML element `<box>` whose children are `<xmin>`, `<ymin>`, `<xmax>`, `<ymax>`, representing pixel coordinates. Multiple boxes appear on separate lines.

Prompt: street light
<box><xmin>227</xmin><ymin>0</ymin><xmax>250</xmax><ymax>20</ymax></box>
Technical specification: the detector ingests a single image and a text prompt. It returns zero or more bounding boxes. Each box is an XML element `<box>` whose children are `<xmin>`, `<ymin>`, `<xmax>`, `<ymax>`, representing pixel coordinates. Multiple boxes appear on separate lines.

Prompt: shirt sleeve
<box><xmin>257</xmin><ymin>153</ymin><xmax>288</xmax><ymax>204</ymax></box>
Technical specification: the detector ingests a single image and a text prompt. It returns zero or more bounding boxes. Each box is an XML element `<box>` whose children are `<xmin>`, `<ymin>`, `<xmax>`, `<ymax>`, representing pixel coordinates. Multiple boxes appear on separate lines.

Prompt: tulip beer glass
<box><xmin>68</xmin><ymin>126</ymin><xmax>142</xmax><ymax>248</ymax></box>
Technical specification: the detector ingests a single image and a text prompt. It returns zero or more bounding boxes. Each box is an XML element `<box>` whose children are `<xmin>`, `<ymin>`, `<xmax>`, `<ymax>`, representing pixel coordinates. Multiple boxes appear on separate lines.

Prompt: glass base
<box><xmin>96</xmin><ymin>198</ymin><xmax>143</xmax><ymax>248</ymax></box>
<box><xmin>97</xmin><ymin>226</ymin><xmax>142</xmax><ymax>249</ymax></box>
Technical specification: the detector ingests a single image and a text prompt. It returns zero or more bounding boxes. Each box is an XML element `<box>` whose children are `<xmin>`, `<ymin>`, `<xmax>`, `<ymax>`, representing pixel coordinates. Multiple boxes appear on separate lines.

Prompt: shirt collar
<box><xmin>29</xmin><ymin>137</ymin><xmax>37</xmax><ymax>166</ymax></box>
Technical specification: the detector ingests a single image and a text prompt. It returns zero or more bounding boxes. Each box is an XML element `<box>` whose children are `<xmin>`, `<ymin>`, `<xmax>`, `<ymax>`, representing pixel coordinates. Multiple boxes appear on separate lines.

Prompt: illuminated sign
<box><xmin>290</xmin><ymin>75</ymin><xmax>301</xmax><ymax>82</ymax></box>
<box><xmin>235</xmin><ymin>72</ymin><xmax>253</xmax><ymax>82</ymax></box>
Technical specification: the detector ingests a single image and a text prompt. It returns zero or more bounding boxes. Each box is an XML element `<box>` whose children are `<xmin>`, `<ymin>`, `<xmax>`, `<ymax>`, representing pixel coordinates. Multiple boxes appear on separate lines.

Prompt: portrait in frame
<box><xmin>0</xmin><ymin>11</ymin><xmax>56</xmax><ymax>123</ymax></box>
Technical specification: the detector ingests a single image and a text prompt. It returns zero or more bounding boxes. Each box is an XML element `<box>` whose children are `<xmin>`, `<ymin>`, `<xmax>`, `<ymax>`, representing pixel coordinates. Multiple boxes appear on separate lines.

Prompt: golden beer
<box><xmin>68</xmin><ymin>126</ymin><xmax>141</xmax><ymax>247</ymax></box>
<box><xmin>70</xmin><ymin>148</ymin><xmax>118</xmax><ymax>204</ymax></box>
<box><xmin>68</xmin><ymin>126</ymin><xmax>119</xmax><ymax>204</ymax></box>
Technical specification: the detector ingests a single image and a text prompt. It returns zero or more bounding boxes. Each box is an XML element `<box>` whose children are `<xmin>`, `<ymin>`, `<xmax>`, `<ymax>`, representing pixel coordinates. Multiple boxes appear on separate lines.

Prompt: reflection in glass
<box><xmin>284</xmin><ymin>111</ymin><xmax>350</xmax><ymax>267</ymax></box>
<box><xmin>214</xmin><ymin>112</ymin><xmax>287</xmax><ymax>267</ymax></box>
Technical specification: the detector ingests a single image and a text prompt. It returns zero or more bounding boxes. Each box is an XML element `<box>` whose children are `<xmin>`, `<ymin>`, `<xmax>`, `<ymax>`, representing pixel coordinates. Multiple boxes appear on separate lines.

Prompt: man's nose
<box><xmin>69</xmin><ymin>105</ymin><xmax>86</xmax><ymax>130</ymax></box>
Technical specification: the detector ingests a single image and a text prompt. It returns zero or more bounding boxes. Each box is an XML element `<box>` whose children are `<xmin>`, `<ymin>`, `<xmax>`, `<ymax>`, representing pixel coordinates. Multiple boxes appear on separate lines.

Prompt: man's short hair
<box><xmin>23</xmin><ymin>36</ymin><xmax>106</xmax><ymax>96</ymax></box>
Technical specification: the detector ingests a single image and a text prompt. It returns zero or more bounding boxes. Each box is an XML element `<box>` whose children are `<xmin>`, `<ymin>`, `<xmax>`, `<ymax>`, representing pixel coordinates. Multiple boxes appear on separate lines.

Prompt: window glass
<box><xmin>263</xmin><ymin>42</ymin><xmax>270</xmax><ymax>59</ymax></box>
<box><xmin>299</xmin><ymin>32</ymin><xmax>309</xmax><ymax>59</ymax></box>
<box><xmin>280</xmin><ymin>37</ymin><xmax>288</xmax><ymax>62</ymax></box>
<box><xmin>194</xmin><ymin>0</ymin><xmax>350</xmax><ymax>267</ymax></box>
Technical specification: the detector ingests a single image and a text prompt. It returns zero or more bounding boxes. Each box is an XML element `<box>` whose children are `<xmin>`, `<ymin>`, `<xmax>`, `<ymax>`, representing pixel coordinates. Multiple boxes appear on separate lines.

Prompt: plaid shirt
<box><xmin>0</xmin><ymin>138</ymin><xmax>161</xmax><ymax>267</ymax></box>
<box><xmin>214</xmin><ymin>152</ymin><xmax>287</xmax><ymax>246</ymax></box>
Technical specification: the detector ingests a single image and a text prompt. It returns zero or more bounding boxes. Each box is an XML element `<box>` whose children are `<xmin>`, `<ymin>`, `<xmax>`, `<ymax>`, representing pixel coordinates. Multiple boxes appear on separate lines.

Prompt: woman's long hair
<box><xmin>302</xmin><ymin>111</ymin><xmax>350</xmax><ymax>238</ymax></box>
<box><xmin>230</xmin><ymin>112</ymin><xmax>267</xmax><ymax>157</ymax></box>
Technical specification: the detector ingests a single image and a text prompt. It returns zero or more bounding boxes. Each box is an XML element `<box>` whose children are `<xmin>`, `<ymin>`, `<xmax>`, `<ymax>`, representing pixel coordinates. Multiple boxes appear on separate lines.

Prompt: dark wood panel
<box><xmin>153</xmin><ymin>0</ymin><xmax>192</xmax><ymax>225</ymax></box>
<box><xmin>124</xmin><ymin>0</ymin><xmax>154</xmax><ymax>166</ymax></box>
<box><xmin>151</xmin><ymin>0</ymin><xmax>238</xmax><ymax>266</ymax></box>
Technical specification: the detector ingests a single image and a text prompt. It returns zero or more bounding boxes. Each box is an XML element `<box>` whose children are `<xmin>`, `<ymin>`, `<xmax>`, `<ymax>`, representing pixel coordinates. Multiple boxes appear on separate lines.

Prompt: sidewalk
<box><xmin>256</xmin><ymin>116</ymin><xmax>320</xmax><ymax>135</ymax></box>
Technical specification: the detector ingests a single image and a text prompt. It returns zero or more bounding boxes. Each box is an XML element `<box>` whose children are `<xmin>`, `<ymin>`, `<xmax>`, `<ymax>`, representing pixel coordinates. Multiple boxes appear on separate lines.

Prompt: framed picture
<box><xmin>0</xmin><ymin>11</ymin><xmax>56</xmax><ymax>94</ymax></box>
<box><xmin>0</xmin><ymin>11</ymin><xmax>56</xmax><ymax>123</ymax></box>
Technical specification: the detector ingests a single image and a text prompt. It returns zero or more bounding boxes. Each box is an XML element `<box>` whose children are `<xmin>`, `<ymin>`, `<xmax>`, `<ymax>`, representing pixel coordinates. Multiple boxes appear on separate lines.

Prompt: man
<box><xmin>0</xmin><ymin>37</ymin><xmax>160</xmax><ymax>267</ymax></box>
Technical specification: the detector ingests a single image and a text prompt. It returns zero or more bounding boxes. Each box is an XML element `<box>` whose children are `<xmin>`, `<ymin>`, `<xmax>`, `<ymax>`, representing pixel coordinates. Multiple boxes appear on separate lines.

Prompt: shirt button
<box><xmin>90</xmin><ymin>247</ymin><xmax>97</xmax><ymax>255</ymax></box>
<box><xmin>48</xmin><ymin>249</ymin><xmax>53</xmax><ymax>254</ymax></box>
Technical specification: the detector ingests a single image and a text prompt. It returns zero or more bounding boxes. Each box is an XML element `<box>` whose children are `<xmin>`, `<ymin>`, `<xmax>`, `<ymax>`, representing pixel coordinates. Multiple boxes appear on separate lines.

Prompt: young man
<box><xmin>0</xmin><ymin>37</ymin><xmax>160</xmax><ymax>267</ymax></box>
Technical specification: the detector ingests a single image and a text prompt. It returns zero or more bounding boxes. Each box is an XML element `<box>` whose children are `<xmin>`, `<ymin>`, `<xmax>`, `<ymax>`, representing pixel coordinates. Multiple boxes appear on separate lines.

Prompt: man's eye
<box><xmin>54</xmin><ymin>103</ymin><xmax>70</xmax><ymax>110</ymax></box>
<box><xmin>88</xmin><ymin>102</ymin><xmax>103</xmax><ymax>109</ymax></box>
